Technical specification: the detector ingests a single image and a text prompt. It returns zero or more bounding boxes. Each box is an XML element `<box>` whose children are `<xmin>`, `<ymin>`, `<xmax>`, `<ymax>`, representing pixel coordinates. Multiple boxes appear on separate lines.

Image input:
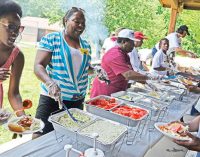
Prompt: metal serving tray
<box><xmin>127</xmin><ymin>87</ymin><xmax>175</xmax><ymax>103</ymax></box>
<box><xmin>127</xmin><ymin>87</ymin><xmax>150</xmax><ymax>94</ymax></box>
<box><xmin>85</xmin><ymin>95</ymin><xmax>122</xmax><ymax>118</ymax></box>
<box><xmin>111</xmin><ymin>91</ymin><xmax>143</xmax><ymax>102</ymax></box>
<box><xmin>77</xmin><ymin>119</ymin><xmax>127</xmax><ymax>151</ymax></box>
<box><xmin>49</xmin><ymin>108</ymin><xmax>97</xmax><ymax>138</ymax></box>
<box><xmin>109</xmin><ymin>104</ymin><xmax>149</xmax><ymax>127</ymax></box>
<box><xmin>133</xmin><ymin>98</ymin><xmax>169</xmax><ymax>117</ymax></box>
<box><xmin>145</xmin><ymin>81</ymin><xmax>185</xmax><ymax>100</ymax></box>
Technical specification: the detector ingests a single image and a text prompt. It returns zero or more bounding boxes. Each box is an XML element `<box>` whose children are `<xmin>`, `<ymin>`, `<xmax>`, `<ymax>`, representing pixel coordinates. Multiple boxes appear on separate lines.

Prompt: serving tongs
<box><xmin>58</xmin><ymin>96</ymin><xmax>80</xmax><ymax>124</ymax></box>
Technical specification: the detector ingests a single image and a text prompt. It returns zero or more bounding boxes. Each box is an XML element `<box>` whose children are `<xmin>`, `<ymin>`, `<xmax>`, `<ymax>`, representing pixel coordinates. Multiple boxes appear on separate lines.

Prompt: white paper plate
<box><xmin>7</xmin><ymin>117</ymin><xmax>44</xmax><ymax>134</ymax></box>
<box><xmin>154</xmin><ymin>122</ymin><xmax>191</xmax><ymax>141</ymax></box>
<box><xmin>178</xmin><ymin>78</ymin><xmax>198</xmax><ymax>86</ymax></box>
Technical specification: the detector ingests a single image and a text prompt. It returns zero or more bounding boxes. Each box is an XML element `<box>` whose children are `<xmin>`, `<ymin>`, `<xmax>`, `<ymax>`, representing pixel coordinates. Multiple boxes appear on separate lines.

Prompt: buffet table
<box><xmin>0</xmin><ymin>93</ymin><xmax>199</xmax><ymax>157</ymax></box>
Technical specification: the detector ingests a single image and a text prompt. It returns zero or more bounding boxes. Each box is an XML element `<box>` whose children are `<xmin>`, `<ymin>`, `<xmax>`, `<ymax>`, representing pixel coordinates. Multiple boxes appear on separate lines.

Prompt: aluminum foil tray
<box><xmin>133</xmin><ymin>98</ymin><xmax>168</xmax><ymax>117</ymax></box>
<box><xmin>49</xmin><ymin>108</ymin><xmax>96</xmax><ymax>137</ymax></box>
<box><xmin>85</xmin><ymin>95</ymin><xmax>122</xmax><ymax>118</ymax></box>
<box><xmin>77</xmin><ymin>119</ymin><xmax>127</xmax><ymax>151</ymax></box>
<box><xmin>111</xmin><ymin>91</ymin><xmax>143</xmax><ymax>102</ymax></box>
<box><xmin>109</xmin><ymin>104</ymin><xmax>149</xmax><ymax>127</ymax></box>
<box><xmin>127</xmin><ymin>87</ymin><xmax>175</xmax><ymax>103</ymax></box>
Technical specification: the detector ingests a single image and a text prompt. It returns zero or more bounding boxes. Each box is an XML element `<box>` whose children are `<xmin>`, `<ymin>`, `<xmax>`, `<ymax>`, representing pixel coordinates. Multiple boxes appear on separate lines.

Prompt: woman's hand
<box><xmin>173</xmin><ymin>132</ymin><xmax>200</xmax><ymax>152</ymax></box>
<box><xmin>46</xmin><ymin>81</ymin><xmax>61</xmax><ymax>101</ymax></box>
<box><xmin>0</xmin><ymin>68</ymin><xmax>10</xmax><ymax>82</ymax></box>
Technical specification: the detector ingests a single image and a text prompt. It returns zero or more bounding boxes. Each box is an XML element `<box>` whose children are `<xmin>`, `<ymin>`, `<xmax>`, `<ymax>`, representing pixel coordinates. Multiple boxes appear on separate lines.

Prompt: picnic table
<box><xmin>0</xmin><ymin>93</ymin><xmax>199</xmax><ymax>157</ymax></box>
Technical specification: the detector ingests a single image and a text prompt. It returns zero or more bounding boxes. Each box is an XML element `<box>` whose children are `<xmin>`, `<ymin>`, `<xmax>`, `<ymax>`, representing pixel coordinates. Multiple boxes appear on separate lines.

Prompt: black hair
<box><xmin>0</xmin><ymin>0</ymin><xmax>22</xmax><ymax>18</ymax></box>
<box><xmin>62</xmin><ymin>7</ymin><xmax>85</xmax><ymax>27</ymax></box>
<box><xmin>159</xmin><ymin>38</ymin><xmax>169</xmax><ymax>49</ymax></box>
<box><xmin>117</xmin><ymin>37</ymin><xmax>131</xmax><ymax>44</ymax></box>
<box><xmin>176</xmin><ymin>25</ymin><xmax>189</xmax><ymax>35</ymax></box>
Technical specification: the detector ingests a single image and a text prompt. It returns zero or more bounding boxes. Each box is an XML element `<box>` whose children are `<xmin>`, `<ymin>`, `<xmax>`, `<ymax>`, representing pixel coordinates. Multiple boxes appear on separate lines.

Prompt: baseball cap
<box><xmin>118</xmin><ymin>29</ymin><xmax>140</xmax><ymax>41</ymax></box>
<box><xmin>178</xmin><ymin>25</ymin><xmax>190</xmax><ymax>35</ymax></box>
<box><xmin>134</xmin><ymin>31</ymin><xmax>148</xmax><ymax>40</ymax></box>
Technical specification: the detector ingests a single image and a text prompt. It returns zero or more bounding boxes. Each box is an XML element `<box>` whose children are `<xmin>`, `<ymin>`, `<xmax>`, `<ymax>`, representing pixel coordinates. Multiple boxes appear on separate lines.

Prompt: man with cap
<box><xmin>90</xmin><ymin>29</ymin><xmax>148</xmax><ymax>98</ymax></box>
<box><xmin>128</xmin><ymin>31</ymin><xmax>148</xmax><ymax>74</ymax></box>
<box><xmin>152</xmin><ymin>25</ymin><xmax>197</xmax><ymax>58</ymax></box>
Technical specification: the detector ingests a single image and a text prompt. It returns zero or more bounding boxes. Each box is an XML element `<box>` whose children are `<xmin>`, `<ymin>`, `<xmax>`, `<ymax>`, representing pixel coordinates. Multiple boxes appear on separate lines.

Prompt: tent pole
<box><xmin>168</xmin><ymin>8</ymin><xmax>178</xmax><ymax>34</ymax></box>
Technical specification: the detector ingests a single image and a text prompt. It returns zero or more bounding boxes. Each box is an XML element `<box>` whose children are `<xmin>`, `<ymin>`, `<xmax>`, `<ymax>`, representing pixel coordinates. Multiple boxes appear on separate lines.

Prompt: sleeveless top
<box><xmin>0</xmin><ymin>47</ymin><xmax>20</xmax><ymax>108</ymax></box>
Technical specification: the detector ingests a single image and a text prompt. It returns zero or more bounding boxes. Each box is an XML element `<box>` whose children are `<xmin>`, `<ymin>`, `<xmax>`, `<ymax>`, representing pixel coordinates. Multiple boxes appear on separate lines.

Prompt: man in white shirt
<box><xmin>101</xmin><ymin>27</ymin><xmax>125</xmax><ymax>57</ymax></box>
<box><xmin>128</xmin><ymin>31</ymin><xmax>148</xmax><ymax>75</ymax></box>
<box><xmin>101</xmin><ymin>32</ymin><xmax>116</xmax><ymax>54</ymax></box>
<box><xmin>152</xmin><ymin>25</ymin><xmax>197</xmax><ymax>58</ymax></box>
<box><xmin>138</xmin><ymin>48</ymin><xmax>152</xmax><ymax>71</ymax></box>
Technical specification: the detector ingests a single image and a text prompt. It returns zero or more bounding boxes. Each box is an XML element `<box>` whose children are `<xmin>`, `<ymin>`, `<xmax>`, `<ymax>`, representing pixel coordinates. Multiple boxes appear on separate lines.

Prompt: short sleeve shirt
<box><xmin>151</xmin><ymin>49</ymin><xmax>168</xmax><ymax>75</ymax></box>
<box><xmin>128</xmin><ymin>48</ymin><xmax>141</xmax><ymax>71</ymax></box>
<box><xmin>155</xmin><ymin>32</ymin><xmax>181</xmax><ymax>50</ymax></box>
<box><xmin>90</xmin><ymin>46</ymin><xmax>132</xmax><ymax>97</ymax></box>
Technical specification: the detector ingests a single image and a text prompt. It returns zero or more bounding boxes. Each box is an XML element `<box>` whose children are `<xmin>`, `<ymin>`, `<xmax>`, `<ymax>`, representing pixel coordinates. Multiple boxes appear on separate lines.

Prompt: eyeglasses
<box><xmin>0</xmin><ymin>22</ymin><xmax>24</xmax><ymax>33</ymax></box>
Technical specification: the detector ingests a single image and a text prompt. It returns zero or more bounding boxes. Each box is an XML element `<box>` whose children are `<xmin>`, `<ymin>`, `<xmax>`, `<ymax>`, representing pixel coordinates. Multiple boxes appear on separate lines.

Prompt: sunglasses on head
<box><xmin>0</xmin><ymin>22</ymin><xmax>24</xmax><ymax>33</ymax></box>
<box><xmin>71</xmin><ymin>7</ymin><xmax>85</xmax><ymax>12</ymax></box>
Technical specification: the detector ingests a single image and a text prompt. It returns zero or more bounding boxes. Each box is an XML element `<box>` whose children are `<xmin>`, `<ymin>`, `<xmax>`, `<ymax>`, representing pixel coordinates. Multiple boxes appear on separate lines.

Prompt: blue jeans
<box><xmin>152</xmin><ymin>47</ymin><xmax>157</xmax><ymax>57</ymax></box>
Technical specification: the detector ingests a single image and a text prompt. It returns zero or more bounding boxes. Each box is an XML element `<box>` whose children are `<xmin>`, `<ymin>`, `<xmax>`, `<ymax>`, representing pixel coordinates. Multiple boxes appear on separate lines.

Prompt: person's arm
<box><xmin>34</xmin><ymin>49</ymin><xmax>60</xmax><ymax>99</ymax></box>
<box><xmin>122</xmin><ymin>70</ymin><xmax>148</xmax><ymax>82</ymax></box>
<box><xmin>188</xmin><ymin>115</ymin><xmax>200</xmax><ymax>132</ymax></box>
<box><xmin>175</xmin><ymin>47</ymin><xmax>197</xmax><ymax>58</ymax></box>
<box><xmin>174</xmin><ymin>132</ymin><xmax>200</xmax><ymax>152</ymax></box>
<box><xmin>34</xmin><ymin>50</ymin><xmax>53</xmax><ymax>85</ymax></box>
<box><xmin>8</xmin><ymin>51</ymin><xmax>24</xmax><ymax>116</ymax></box>
<box><xmin>186</xmin><ymin>85</ymin><xmax>200</xmax><ymax>93</ymax></box>
<box><xmin>141</xmin><ymin>61</ymin><xmax>149</xmax><ymax>71</ymax></box>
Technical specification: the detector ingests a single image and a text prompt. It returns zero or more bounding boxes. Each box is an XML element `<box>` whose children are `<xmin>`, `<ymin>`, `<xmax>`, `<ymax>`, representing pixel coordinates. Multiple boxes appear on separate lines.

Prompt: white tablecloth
<box><xmin>1</xmin><ymin>94</ymin><xmax>199</xmax><ymax>157</ymax></box>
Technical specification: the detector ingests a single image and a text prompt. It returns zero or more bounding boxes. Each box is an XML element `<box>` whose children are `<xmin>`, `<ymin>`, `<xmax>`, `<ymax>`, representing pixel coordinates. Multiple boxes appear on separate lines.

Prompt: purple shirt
<box><xmin>90</xmin><ymin>46</ymin><xmax>132</xmax><ymax>98</ymax></box>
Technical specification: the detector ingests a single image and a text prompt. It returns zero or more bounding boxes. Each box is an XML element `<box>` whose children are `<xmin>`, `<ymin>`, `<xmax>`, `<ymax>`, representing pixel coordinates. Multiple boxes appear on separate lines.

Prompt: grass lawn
<box><xmin>0</xmin><ymin>43</ymin><xmax>93</xmax><ymax>144</ymax></box>
<box><xmin>0</xmin><ymin>43</ymin><xmax>40</xmax><ymax>144</ymax></box>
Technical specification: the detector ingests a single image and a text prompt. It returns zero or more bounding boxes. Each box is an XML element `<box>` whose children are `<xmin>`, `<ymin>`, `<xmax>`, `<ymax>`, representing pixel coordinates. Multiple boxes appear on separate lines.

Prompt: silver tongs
<box><xmin>94</xmin><ymin>66</ymin><xmax>111</xmax><ymax>85</ymax></box>
<box><xmin>58</xmin><ymin>96</ymin><xmax>80</xmax><ymax>124</ymax></box>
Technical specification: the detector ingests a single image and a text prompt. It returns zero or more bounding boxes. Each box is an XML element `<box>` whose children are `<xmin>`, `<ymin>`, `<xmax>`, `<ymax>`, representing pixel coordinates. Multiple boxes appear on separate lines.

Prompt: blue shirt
<box><xmin>38</xmin><ymin>31</ymin><xmax>91</xmax><ymax>101</ymax></box>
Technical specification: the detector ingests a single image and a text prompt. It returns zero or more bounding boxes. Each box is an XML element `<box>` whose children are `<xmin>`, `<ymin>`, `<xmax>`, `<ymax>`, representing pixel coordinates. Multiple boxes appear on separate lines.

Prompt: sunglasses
<box><xmin>71</xmin><ymin>7</ymin><xmax>85</xmax><ymax>12</ymax></box>
<box><xmin>0</xmin><ymin>22</ymin><xmax>24</xmax><ymax>33</ymax></box>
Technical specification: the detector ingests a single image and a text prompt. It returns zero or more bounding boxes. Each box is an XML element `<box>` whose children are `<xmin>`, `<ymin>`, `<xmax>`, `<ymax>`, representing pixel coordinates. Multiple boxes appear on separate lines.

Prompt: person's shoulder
<box><xmin>46</xmin><ymin>32</ymin><xmax>60</xmax><ymax>38</ymax></box>
<box><xmin>154</xmin><ymin>49</ymin><xmax>162</xmax><ymax>58</ymax></box>
<box><xmin>105</xmin><ymin>46</ymin><xmax>123</xmax><ymax>59</ymax></box>
<box><xmin>13</xmin><ymin>48</ymin><xmax>25</xmax><ymax>65</ymax></box>
<box><xmin>167</xmin><ymin>32</ymin><xmax>177</xmax><ymax>38</ymax></box>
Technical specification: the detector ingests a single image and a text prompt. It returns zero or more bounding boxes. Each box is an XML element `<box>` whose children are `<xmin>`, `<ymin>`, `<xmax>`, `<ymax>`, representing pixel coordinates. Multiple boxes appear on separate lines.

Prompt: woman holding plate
<box><xmin>0</xmin><ymin>0</ymin><xmax>25</xmax><ymax>118</ymax></box>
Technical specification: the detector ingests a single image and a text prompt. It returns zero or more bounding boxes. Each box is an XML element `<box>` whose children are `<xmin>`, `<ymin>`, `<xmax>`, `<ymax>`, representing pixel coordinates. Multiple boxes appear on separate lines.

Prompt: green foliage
<box><xmin>105</xmin><ymin>0</ymin><xmax>200</xmax><ymax>54</ymax></box>
<box><xmin>14</xmin><ymin>0</ymin><xmax>200</xmax><ymax>54</ymax></box>
<box><xmin>15</xmin><ymin>0</ymin><xmax>65</xmax><ymax>23</ymax></box>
